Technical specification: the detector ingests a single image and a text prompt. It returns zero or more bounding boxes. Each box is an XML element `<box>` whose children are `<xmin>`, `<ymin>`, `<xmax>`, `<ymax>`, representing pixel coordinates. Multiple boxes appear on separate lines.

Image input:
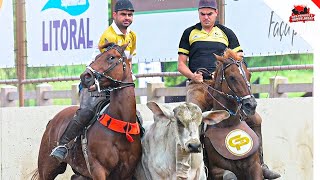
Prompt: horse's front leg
<box><xmin>71</xmin><ymin>174</ymin><xmax>91</xmax><ymax>180</ymax></box>
<box><xmin>247</xmin><ymin>161</ymin><xmax>263</xmax><ymax>180</ymax></box>
<box><xmin>209</xmin><ymin>167</ymin><xmax>224</xmax><ymax>180</ymax></box>
<box><xmin>89</xmin><ymin>160</ymin><xmax>109</xmax><ymax>180</ymax></box>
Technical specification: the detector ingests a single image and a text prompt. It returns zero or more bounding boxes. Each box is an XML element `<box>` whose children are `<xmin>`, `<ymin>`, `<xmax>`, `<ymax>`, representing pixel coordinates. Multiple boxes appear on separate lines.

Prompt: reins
<box><xmin>196</xmin><ymin>58</ymin><xmax>253</xmax><ymax>116</ymax></box>
<box><xmin>201</xmin><ymin>82</ymin><xmax>241</xmax><ymax>116</ymax></box>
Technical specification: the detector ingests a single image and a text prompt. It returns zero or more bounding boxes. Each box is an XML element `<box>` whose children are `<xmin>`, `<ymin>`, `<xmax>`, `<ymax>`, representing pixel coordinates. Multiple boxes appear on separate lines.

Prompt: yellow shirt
<box><xmin>98</xmin><ymin>21</ymin><xmax>136</xmax><ymax>59</ymax></box>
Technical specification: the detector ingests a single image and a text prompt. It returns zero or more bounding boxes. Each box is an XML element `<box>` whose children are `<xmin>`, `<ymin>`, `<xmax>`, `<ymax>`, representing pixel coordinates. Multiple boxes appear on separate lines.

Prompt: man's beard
<box><xmin>116</xmin><ymin>21</ymin><xmax>131</xmax><ymax>30</ymax></box>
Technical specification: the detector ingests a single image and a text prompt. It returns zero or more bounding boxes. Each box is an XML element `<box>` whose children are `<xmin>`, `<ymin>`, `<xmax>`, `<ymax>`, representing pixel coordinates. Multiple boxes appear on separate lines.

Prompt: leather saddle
<box><xmin>204</xmin><ymin>121</ymin><xmax>259</xmax><ymax>160</ymax></box>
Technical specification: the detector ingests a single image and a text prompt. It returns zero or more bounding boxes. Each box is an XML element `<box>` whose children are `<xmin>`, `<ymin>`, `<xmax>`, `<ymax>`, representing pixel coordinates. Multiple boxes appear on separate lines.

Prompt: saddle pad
<box><xmin>204</xmin><ymin>121</ymin><xmax>259</xmax><ymax>160</ymax></box>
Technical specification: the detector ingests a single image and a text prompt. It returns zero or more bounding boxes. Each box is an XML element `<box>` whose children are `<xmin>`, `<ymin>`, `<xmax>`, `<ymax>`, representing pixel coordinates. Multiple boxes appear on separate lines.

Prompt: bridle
<box><xmin>86</xmin><ymin>44</ymin><xmax>135</xmax><ymax>92</ymax></box>
<box><xmin>198</xmin><ymin>58</ymin><xmax>254</xmax><ymax>116</ymax></box>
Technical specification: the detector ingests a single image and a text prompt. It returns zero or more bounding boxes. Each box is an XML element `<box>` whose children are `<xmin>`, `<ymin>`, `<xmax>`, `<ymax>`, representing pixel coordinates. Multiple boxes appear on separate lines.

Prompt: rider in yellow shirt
<box><xmin>50</xmin><ymin>0</ymin><xmax>137</xmax><ymax>161</ymax></box>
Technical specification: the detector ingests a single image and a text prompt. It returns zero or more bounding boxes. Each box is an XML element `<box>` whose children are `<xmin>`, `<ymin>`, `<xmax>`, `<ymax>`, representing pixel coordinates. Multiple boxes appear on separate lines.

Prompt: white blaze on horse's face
<box><xmin>173</xmin><ymin>103</ymin><xmax>203</xmax><ymax>153</ymax></box>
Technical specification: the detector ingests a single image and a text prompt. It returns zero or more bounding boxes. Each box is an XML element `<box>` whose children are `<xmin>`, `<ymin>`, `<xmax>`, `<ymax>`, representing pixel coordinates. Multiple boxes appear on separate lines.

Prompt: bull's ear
<box><xmin>147</xmin><ymin>101</ymin><xmax>163</xmax><ymax>116</ymax></box>
<box><xmin>147</xmin><ymin>101</ymin><xmax>173</xmax><ymax>119</ymax></box>
<box><xmin>202</xmin><ymin>110</ymin><xmax>230</xmax><ymax>125</ymax></box>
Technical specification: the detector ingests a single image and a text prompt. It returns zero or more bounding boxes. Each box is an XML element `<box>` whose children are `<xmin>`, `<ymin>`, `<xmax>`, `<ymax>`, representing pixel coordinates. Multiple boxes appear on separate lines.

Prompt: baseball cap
<box><xmin>114</xmin><ymin>0</ymin><xmax>134</xmax><ymax>12</ymax></box>
<box><xmin>198</xmin><ymin>0</ymin><xmax>217</xmax><ymax>10</ymax></box>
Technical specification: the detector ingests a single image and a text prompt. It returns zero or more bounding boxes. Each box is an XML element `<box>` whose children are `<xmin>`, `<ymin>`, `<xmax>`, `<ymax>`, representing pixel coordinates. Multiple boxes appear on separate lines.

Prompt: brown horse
<box><xmin>34</xmin><ymin>42</ymin><xmax>141</xmax><ymax>180</ymax></box>
<box><xmin>201</xmin><ymin>49</ymin><xmax>263</xmax><ymax>180</ymax></box>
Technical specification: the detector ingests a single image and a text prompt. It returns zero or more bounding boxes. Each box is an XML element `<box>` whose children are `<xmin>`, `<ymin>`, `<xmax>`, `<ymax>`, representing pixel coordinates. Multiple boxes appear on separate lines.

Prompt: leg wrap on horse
<box><xmin>249</xmin><ymin>124</ymin><xmax>264</xmax><ymax>165</ymax></box>
<box><xmin>250</xmin><ymin>124</ymin><xmax>281</xmax><ymax>179</ymax></box>
<box><xmin>59</xmin><ymin>108</ymin><xmax>95</xmax><ymax>145</ymax></box>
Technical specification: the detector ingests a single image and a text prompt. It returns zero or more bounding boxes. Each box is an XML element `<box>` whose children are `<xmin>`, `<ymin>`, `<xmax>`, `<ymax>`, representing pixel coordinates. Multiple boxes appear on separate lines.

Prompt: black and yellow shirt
<box><xmin>178</xmin><ymin>23</ymin><xmax>242</xmax><ymax>74</ymax></box>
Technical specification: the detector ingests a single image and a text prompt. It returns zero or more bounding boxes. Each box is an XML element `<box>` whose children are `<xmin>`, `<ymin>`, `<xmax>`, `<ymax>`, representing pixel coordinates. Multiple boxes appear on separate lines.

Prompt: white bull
<box><xmin>135</xmin><ymin>102</ymin><xmax>228</xmax><ymax>180</ymax></box>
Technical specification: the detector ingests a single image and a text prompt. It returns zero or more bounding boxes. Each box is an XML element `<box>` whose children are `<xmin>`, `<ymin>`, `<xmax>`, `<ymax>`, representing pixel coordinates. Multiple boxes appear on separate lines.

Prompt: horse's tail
<box><xmin>30</xmin><ymin>169</ymin><xmax>39</xmax><ymax>180</ymax></box>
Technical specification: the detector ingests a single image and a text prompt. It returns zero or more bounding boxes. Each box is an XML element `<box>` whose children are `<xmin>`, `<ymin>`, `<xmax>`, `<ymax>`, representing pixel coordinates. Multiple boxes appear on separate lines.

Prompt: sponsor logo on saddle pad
<box><xmin>225</xmin><ymin>129</ymin><xmax>253</xmax><ymax>156</ymax></box>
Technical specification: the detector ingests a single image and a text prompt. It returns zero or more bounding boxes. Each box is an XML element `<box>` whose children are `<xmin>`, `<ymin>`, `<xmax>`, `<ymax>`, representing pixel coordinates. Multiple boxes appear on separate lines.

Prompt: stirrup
<box><xmin>50</xmin><ymin>145</ymin><xmax>68</xmax><ymax>160</ymax></box>
<box><xmin>223</xmin><ymin>170</ymin><xmax>237</xmax><ymax>180</ymax></box>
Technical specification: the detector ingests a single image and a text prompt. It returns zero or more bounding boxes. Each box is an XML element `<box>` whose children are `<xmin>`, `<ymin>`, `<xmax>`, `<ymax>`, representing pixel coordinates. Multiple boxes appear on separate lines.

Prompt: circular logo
<box><xmin>225</xmin><ymin>129</ymin><xmax>253</xmax><ymax>156</ymax></box>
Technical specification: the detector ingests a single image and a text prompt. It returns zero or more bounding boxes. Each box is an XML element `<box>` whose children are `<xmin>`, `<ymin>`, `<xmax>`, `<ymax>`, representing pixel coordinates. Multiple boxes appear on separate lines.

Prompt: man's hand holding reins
<box><xmin>192</xmin><ymin>71</ymin><xmax>203</xmax><ymax>83</ymax></box>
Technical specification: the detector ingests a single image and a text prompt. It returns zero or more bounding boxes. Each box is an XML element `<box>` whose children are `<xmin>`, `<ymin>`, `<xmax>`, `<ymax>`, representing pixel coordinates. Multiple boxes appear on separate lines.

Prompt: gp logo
<box><xmin>225</xmin><ymin>129</ymin><xmax>253</xmax><ymax>156</ymax></box>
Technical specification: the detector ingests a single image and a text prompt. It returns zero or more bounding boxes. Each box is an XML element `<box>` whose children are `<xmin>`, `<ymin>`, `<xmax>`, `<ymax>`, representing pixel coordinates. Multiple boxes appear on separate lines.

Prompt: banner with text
<box><xmin>225</xmin><ymin>0</ymin><xmax>312</xmax><ymax>56</ymax></box>
<box><xmin>0</xmin><ymin>0</ymin><xmax>14</xmax><ymax>67</ymax></box>
<box><xmin>131</xmin><ymin>0</ymin><xmax>312</xmax><ymax>63</ymax></box>
<box><xmin>26</xmin><ymin>0</ymin><xmax>108</xmax><ymax>66</ymax></box>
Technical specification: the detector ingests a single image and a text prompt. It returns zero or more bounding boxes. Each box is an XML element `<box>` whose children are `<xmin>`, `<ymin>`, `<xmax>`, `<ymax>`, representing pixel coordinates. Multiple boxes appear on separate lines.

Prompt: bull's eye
<box><xmin>177</xmin><ymin>119</ymin><xmax>185</xmax><ymax>127</ymax></box>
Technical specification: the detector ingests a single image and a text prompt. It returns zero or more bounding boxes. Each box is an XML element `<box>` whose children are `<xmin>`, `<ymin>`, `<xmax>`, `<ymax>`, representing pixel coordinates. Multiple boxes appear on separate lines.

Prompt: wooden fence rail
<box><xmin>0</xmin><ymin>76</ymin><xmax>313</xmax><ymax>107</ymax></box>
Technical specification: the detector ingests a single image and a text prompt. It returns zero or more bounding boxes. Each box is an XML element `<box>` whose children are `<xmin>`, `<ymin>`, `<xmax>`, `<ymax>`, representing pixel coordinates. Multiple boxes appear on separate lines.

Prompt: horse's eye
<box><xmin>108</xmin><ymin>56</ymin><xmax>115</xmax><ymax>61</ymax></box>
<box><xmin>229</xmin><ymin>76</ymin><xmax>236</xmax><ymax>81</ymax></box>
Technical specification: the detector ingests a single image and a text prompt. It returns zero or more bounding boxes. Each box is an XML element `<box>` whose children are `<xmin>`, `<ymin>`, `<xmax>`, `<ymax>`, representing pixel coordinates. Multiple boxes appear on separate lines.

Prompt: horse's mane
<box><xmin>216</xmin><ymin>48</ymin><xmax>242</xmax><ymax>62</ymax></box>
<box><xmin>212</xmin><ymin>48</ymin><xmax>243</xmax><ymax>84</ymax></box>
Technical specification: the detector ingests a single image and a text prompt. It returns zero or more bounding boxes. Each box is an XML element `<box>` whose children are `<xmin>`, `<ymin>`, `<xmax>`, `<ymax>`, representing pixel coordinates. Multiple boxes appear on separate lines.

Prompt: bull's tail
<box><xmin>30</xmin><ymin>169</ymin><xmax>39</xmax><ymax>180</ymax></box>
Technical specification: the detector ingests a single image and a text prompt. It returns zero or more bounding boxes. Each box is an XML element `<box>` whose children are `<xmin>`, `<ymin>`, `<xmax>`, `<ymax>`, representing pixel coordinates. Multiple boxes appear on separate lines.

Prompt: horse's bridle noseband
<box><xmin>198</xmin><ymin>58</ymin><xmax>253</xmax><ymax>116</ymax></box>
<box><xmin>86</xmin><ymin>44</ymin><xmax>135</xmax><ymax>92</ymax></box>
<box><xmin>220</xmin><ymin>58</ymin><xmax>253</xmax><ymax>103</ymax></box>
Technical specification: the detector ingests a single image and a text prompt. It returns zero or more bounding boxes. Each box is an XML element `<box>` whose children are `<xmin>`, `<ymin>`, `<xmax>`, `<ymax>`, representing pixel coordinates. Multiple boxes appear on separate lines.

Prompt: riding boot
<box><xmin>50</xmin><ymin>109</ymin><xmax>95</xmax><ymax>161</ymax></box>
<box><xmin>251</xmin><ymin>125</ymin><xmax>281</xmax><ymax>179</ymax></box>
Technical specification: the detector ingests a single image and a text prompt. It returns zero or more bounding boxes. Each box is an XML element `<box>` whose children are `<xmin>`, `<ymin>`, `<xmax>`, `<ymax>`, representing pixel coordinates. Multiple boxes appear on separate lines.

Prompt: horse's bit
<box><xmin>86</xmin><ymin>44</ymin><xmax>135</xmax><ymax>92</ymax></box>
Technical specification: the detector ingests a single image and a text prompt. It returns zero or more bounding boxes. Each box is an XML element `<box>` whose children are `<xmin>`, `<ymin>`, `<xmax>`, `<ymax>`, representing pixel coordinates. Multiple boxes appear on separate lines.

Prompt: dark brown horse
<box><xmin>201</xmin><ymin>49</ymin><xmax>263</xmax><ymax>180</ymax></box>
<box><xmin>34</xmin><ymin>42</ymin><xmax>141</xmax><ymax>180</ymax></box>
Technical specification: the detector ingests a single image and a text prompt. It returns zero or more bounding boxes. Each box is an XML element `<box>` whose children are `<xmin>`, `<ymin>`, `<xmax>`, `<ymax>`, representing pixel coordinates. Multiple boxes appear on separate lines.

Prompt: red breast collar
<box><xmin>98</xmin><ymin>113</ymin><xmax>140</xmax><ymax>142</ymax></box>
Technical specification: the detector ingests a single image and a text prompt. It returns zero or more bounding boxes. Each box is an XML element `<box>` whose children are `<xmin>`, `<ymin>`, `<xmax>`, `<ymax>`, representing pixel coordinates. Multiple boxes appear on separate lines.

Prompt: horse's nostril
<box><xmin>82</xmin><ymin>72</ymin><xmax>91</xmax><ymax>80</ymax></box>
<box><xmin>244</xmin><ymin>103</ymin><xmax>252</xmax><ymax>108</ymax></box>
<box><xmin>80</xmin><ymin>71</ymin><xmax>95</xmax><ymax>88</ymax></box>
<box><xmin>243</xmin><ymin>101</ymin><xmax>257</xmax><ymax>112</ymax></box>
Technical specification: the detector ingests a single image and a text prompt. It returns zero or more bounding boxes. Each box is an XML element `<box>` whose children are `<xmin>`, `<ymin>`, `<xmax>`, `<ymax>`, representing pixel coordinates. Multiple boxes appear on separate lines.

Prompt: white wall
<box><xmin>0</xmin><ymin>98</ymin><xmax>313</xmax><ymax>179</ymax></box>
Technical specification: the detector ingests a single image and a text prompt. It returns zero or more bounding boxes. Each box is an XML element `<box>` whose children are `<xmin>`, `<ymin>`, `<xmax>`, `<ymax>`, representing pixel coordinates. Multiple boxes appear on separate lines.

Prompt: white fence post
<box><xmin>71</xmin><ymin>83</ymin><xmax>80</xmax><ymax>105</ymax></box>
<box><xmin>269</xmin><ymin>76</ymin><xmax>288</xmax><ymax>98</ymax></box>
<box><xmin>36</xmin><ymin>83</ymin><xmax>53</xmax><ymax>106</ymax></box>
<box><xmin>147</xmin><ymin>82</ymin><xmax>165</xmax><ymax>103</ymax></box>
<box><xmin>0</xmin><ymin>85</ymin><xmax>18</xmax><ymax>107</ymax></box>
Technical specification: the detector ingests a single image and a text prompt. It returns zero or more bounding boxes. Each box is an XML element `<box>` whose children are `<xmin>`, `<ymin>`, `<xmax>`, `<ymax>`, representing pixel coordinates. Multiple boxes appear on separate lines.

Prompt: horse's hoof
<box><xmin>223</xmin><ymin>170</ymin><xmax>237</xmax><ymax>180</ymax></box>
<box><xmin>50</xmin><ymin>145</ymin><xmax>68</xmax><ymax>161</ymax></box>
<box><xmin>262</xmin><ymin>164</ymin><xmax>281</xmax><ymax>179</ymax></box>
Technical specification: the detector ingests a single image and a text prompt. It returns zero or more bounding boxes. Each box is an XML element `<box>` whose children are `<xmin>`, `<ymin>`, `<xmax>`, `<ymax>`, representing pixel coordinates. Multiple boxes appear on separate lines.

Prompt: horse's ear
<box><xmin>104</xmin><ymin>38</ymin><xmax>109</xmax><ymax>45</ymax></box>
<box><xmin>98</xmin><ymin>39</ymin><xmax>110</xmax><ymax>50</ymax></box>
<box><xmin>228</xmin><ymin>49</ymin><xmax>242</xmax><ymax>61</ymax></box>
<box><xmin>120</xmin><ymin>43</ymin><xmax>129</xmax><ymax>53</ymax></box>
<box><xmin>214</xmin><ymin>53</ymin><xmax>224</xmax><ymax>62</ymax></box>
